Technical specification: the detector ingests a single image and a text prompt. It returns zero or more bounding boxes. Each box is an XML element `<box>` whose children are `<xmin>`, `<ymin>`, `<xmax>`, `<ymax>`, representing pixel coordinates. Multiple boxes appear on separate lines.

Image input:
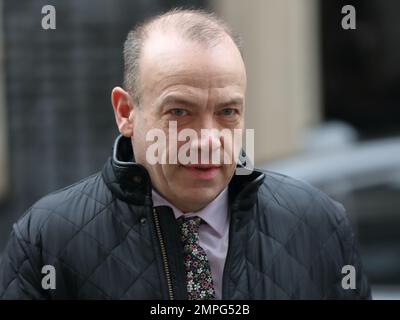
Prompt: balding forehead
<box><xmin>123</xmin><ymin>8</ymin><xmax>243</xmax><ymax>101</ymax></box>
<box><xmin>140</xmin><ymin>31</ymin><xmax>245</xmax><ymax>79</ymax></box>
<box><xmin>143</xmin><ymin>10</ymin><xmax>241</xmax><ymax>54</ymax></box>
<box><xmin>138</xmin><ymin>33</ymin><xmax>246</xmax><ymax>105</ymax></box>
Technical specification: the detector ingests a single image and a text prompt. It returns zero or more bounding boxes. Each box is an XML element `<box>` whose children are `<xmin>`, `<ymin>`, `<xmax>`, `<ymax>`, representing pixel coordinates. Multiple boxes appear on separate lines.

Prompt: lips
<box><xmin>184</xmin><ymin>164</ymin><xmax>221</xmax><ymax>169</ymax></box>
<box><xmin>181</xmin><ymin>164</ymin><xmax>221</xmax><ymax>180</ymax></box>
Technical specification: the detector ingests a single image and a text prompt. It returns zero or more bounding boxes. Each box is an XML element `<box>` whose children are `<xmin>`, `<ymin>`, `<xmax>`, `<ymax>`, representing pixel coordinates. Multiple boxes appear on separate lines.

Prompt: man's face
<box><xmin>127</xmin><ymin>32</ymin><xmax>246</xmax><ymax>212</ymax></box>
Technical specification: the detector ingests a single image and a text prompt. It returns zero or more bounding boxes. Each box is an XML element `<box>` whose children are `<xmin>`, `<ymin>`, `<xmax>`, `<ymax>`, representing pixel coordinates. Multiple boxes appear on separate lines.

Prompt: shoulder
<box><xmin>251</xmin><ymin>169</ymin><xmax>371</xmax><ymax>299</ymax></box>
<box><xmin>255</xmin><ymin>169</ymin><xmax>349</xmax><ymax>240</ymax></box>
<box><xmin>14</xmin><ymin>172</ymin><xmax>113</xmax><ymax>249</ymax></box>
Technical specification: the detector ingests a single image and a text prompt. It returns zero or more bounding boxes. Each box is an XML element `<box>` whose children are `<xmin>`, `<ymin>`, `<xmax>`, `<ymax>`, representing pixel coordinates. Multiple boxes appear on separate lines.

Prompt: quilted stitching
<box><xmin>5</xmin><ymin>233</ymin><xmax>112</xmax><ymax>299</ymax></box>
<box><xmin>226</xmin><ymin>173</ymin><xmax>369</xmax><ymax>300</ymax></box>
<box><xmin>0</xmin><ymin>148</ymin><xmax>371</xmax><ymax>299</ymax></box>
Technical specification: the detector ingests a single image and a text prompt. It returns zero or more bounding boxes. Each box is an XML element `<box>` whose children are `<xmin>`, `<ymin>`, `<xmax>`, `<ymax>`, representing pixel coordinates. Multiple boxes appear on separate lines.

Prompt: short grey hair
<box><xmin>123</xmin><ymin>8</ymin><xmax>242</xmax><ymax>104</ymax></box>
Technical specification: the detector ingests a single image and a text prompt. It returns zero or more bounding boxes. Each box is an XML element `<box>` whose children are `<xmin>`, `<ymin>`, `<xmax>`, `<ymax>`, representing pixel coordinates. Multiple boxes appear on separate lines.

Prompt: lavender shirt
<box><xmin>152</xmin><ymin>187</ymin><xmax>229</xmax><ymax>300</ymax></box>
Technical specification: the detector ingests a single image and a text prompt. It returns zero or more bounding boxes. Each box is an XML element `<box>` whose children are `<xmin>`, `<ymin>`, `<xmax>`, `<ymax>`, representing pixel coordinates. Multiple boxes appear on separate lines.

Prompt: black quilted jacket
<box><xmin>0</xmin><ymin>135</ymin><xmax>371</xmax><ymax>299</ymax></box>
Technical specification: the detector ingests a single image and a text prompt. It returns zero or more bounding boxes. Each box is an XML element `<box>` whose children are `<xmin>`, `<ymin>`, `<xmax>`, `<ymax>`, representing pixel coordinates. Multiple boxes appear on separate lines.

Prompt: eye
<box><xmin>170</xmin><ymin>108</ymin><xmax>188</xmax><ymax>117</ymax></box>
<box><xmin>219</xmin><ymin>108</ymin><xmax>238</xmax><ymax>117</ymax></box>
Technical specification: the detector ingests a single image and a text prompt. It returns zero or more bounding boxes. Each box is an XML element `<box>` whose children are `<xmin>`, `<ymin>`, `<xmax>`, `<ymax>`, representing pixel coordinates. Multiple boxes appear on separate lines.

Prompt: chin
<box><xmin>177</xmin><ymin>185</ymin><xmax>223</xmax><ymax>205</ymax></box>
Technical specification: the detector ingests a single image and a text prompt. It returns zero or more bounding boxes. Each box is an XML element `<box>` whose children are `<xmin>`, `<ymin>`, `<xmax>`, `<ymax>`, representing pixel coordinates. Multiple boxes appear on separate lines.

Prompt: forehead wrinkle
<box><xmin>158</xmin><ymin>86</ymin><xmax>208</xmax><ymax>107</ymax></box>
<box><xmin>152</xmin><ymin>72</ymin><xmax>245</xmax><ymax>95</ymax></box>
<box><xmin>141</xmin><ymin>36</ymin><xmax>245</xmax><ymax>81</ymax></box>
<box><xmin>139</xmin><ymin>32</ymin><xmax>246</xmax><ymax>108</ymax></box>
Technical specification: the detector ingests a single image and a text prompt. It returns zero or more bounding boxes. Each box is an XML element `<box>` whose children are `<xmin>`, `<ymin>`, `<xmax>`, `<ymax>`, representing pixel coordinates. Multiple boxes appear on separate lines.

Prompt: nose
<box><xmin>194</xmin><ymin>129</ymin><xmax>221</xmax><ymax>152</ymax></box>
<box><xmin>190</xmin><ymin>117</ymin><xmax>222</xmax><ymax>164</ymax></box>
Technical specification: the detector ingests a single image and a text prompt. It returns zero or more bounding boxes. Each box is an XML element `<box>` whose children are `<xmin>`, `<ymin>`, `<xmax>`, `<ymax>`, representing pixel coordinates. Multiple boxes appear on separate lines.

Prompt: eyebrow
<box><xmin>160</xmin><ymin>95</ymin><xmax>198</xmax><ymax>109</ymax></box>
<box><xmin>216</xmin><ymin>97</ymin><xmax>244</xmax><ymax>109</ymax></box>
<box><xmin>158</xmin><ymin>94</ymin><xmax>244</xmax><ymax>110</ymax></box>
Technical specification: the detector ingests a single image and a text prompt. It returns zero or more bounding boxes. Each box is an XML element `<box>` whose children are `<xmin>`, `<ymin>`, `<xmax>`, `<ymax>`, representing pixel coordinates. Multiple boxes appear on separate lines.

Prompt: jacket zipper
<box><xmin>221</xmin><ymin>209</ymin><xmax>234</xmax><ymax>299</ymax></box>
<box><xmin>152</xmin><ymin>208</ymin><xmax>174</xmax><ymax>300</ymax></box>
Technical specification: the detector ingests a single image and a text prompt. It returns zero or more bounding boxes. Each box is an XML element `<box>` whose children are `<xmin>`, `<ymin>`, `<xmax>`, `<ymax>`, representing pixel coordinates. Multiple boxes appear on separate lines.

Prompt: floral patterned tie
<box><xmin>177</xmin><ymin>216</ymin><xmax>216</xmax><ymax>300</ymax></box>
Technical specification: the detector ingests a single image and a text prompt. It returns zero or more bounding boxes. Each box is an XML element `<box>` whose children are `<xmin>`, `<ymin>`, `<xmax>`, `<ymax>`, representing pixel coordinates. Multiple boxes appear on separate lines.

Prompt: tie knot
<box><xmin>178</xmin><ymin>216</ymin><xmax>202</xmax><ymax>243</ymax></box>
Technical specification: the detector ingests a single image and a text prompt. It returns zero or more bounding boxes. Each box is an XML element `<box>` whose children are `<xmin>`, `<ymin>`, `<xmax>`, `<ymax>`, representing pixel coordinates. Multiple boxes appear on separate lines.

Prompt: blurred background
<box><xmin>0</xmin><ymin>0</ymin><xmax>399</xmax><ymax>299</ymax></box>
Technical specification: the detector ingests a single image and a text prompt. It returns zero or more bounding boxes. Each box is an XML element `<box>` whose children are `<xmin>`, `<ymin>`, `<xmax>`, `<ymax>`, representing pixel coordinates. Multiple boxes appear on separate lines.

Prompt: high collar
<box><xmin>102</xmin><ymin>135</ymin><xmax>265</xmax><ymax>212</ymax></box>
<box><xmin>152</xmin><ymin>187</ymin><xmax>229</xmax><ymax>237</ymax></box>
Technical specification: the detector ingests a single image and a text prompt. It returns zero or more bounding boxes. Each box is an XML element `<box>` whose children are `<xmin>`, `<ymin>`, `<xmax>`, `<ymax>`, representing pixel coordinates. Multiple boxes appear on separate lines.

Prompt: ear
<box><xmin>111</xmin><ymin>87</ymin><xmax>136</xmax><ymax>137</ymax></box>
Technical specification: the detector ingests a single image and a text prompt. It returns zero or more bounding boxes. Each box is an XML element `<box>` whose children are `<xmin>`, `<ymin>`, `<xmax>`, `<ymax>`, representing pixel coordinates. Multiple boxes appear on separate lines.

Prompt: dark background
<box><xmin>0</xmin><ymin>0</ymin><xmax>205</xmax><ymax>252</ymax></box>
<box><xmin>1</xmin><ymin>0</ymin><xmax>400</xmax><ymax>297</ymax></box>
<box><xmin>321</xmin><ymin>0</ymin><xmax>400</xmax><ymax>138</ymax></box>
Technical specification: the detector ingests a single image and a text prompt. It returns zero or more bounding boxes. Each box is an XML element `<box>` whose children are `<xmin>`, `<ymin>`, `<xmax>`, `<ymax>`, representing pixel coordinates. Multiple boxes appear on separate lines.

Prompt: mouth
<box><xmin>181</xmin><ymin>164</ymin><xmax>221</xmax><ymax>180</ymax></box>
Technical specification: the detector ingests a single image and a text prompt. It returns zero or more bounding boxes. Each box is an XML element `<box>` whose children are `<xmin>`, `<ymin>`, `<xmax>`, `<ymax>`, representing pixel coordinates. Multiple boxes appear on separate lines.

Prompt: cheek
<box><xmin>224</xmin><ymin>162</ymin><xmax>237</xmax><ymax>176</ymax></box>
<box><xmin>156</xmin><ymin>164</ymin><xmax>185</xmax><ymax>187</ymax></box>
<box><xmin>131</xmin><ymin>136</ymin><xmax>147</xmax><ymax>164</ymax></box>
<box><xmin>133</xmin><ymin>116</ymin><xmax>161</xmax><ymax>160</ymax></box>
<box><xmin>133</xmin><ymin>115</ymin><xmax>148</xmax><ymax>138</ymax></box>
<box><xmin>221</xmin><ymin>131</ymin><xmax>243</xmax><ymax>162</ymax></box>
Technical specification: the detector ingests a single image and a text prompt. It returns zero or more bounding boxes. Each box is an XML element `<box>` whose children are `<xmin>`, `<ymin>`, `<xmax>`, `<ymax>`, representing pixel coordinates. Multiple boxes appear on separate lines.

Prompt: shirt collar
<box><xmin>151</xmin><ymin>187</ymin><xmax>229</xmax><ymax>237</ymax></box>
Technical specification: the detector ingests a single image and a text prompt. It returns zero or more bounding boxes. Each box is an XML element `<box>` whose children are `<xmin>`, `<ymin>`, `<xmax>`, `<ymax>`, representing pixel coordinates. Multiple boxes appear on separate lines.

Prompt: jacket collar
<box><xmin>102</xmin><ymin>135</ymin><xmax>265</xmax><ymax>212</ymax></box>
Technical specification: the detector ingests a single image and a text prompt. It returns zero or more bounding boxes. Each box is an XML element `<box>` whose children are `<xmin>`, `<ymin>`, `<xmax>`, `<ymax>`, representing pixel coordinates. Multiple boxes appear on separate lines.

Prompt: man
<box><xmin>0</xmin><ymin>9</ymin><xmax>370</xmax><ymax>300</ymax></box>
